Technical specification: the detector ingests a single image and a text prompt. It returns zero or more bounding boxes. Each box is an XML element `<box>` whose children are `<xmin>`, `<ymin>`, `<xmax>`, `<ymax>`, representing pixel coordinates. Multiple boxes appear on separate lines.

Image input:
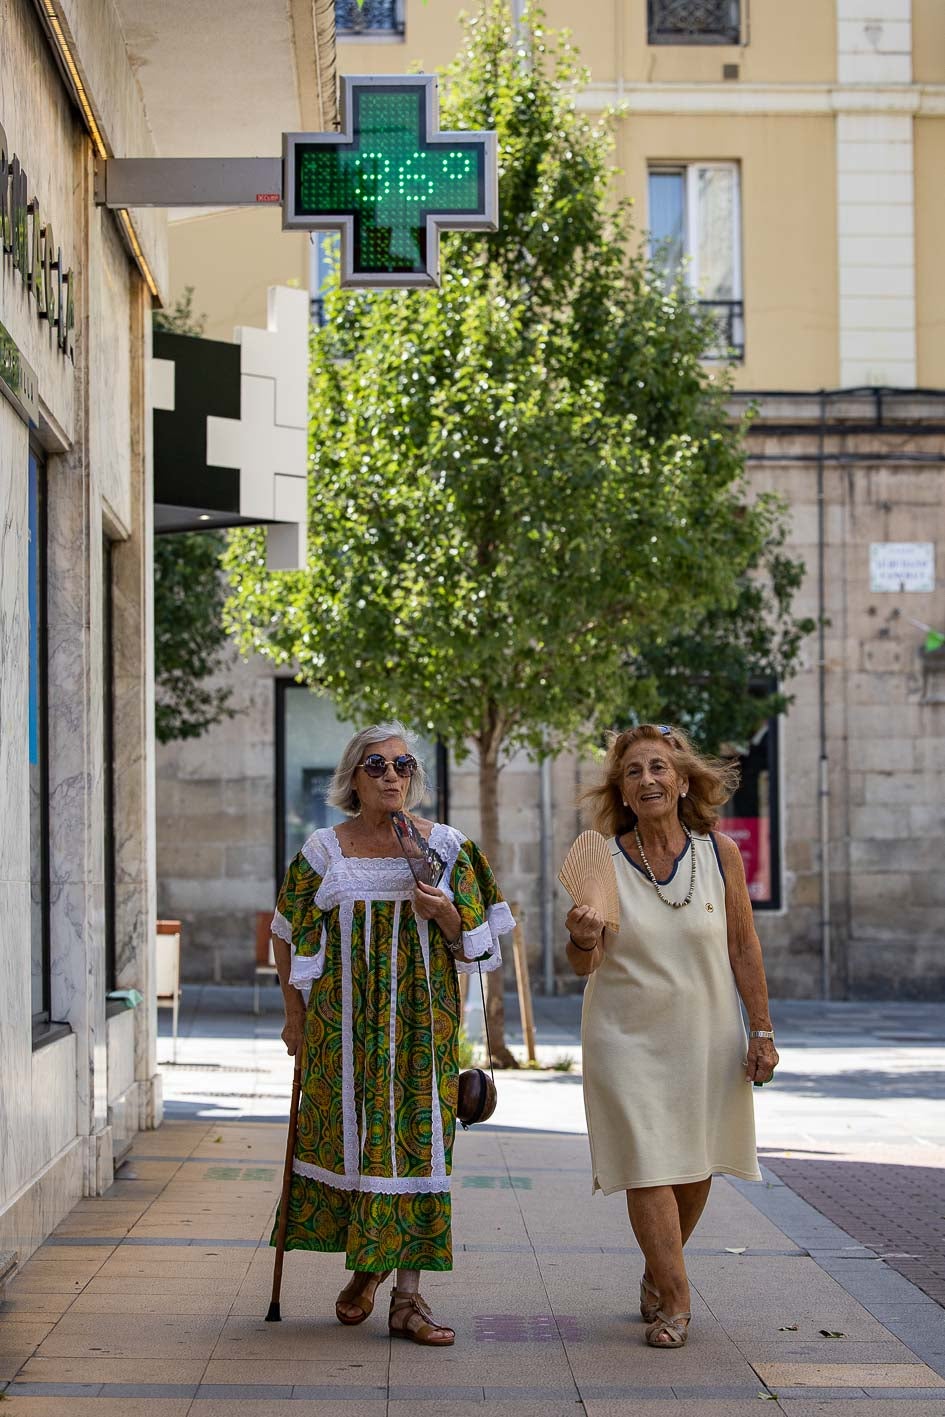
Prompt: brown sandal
<box><xmin>645</xmin><ymin>1309</ymin><xmax>691</xmax><ymax>1348</ymax></box>
<box><xmin>388</xmin><ymin>1287</ymin><xmax>455</xmax><ymax>1346</ymax></box>
<box><xmin>335</xmin><ymin>1268</ymin><xmax>392</xmax><ymax>1325</ymax></box>
<box><xmin>639</xmin><ymin>1275</ymin><xmax>660</xmax><ymax>1323</ymax></box>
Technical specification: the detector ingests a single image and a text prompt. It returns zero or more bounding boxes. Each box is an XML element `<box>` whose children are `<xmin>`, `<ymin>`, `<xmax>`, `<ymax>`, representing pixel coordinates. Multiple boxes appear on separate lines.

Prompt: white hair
<box><xmin>327</xmin><ymin>721</ymin><xmax>429</xmax><ymax>816</ymax></box>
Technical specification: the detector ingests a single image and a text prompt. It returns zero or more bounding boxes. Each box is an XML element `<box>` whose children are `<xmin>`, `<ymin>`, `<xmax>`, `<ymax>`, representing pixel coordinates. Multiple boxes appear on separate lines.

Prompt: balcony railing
<box><xmin>648</xmin><ymin>0</ymin><xmax>741</xmax><ymax>45</ymax></box>
<box><xmin>335</xmin><ymin>0</ymin><xmax>404</xmax><ymax>37</ymax></box>
<box><xmin>698</xmin><ymin>299</ymin><xmax>744</xmax><ymax>361</ymax></box>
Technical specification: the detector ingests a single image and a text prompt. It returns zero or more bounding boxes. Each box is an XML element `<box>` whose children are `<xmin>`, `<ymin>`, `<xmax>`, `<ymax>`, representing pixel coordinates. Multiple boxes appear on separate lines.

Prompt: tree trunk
<box><xmin>478</xmin><ymin>717</ymin><xmax>518</xmax><ymax>1069</ymax></box>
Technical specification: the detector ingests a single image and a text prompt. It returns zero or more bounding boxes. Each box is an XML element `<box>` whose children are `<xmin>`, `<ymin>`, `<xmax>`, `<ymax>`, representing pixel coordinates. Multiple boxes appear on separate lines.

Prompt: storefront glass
<box><xmin>718</xmin><ymin>717</ymin><xmax>781</xmax><ymax>909</ymax></box>
<box><xmin>276</xmin><ymin>684</ymin><xmax>441</xmax><ymax>873</ymax></box>
<box><xmin>103</xmin><ymin>537</ymin><xmax>116</xmax><ymax>992</ymax></box>
<box><xmin>29</xmin><ymin>450</ymin><xmax>50</xmax><ymax>1021</ymax></box>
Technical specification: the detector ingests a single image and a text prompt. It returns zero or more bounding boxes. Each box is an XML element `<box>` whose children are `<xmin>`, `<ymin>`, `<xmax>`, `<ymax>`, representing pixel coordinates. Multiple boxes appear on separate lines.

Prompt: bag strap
<box><xmin>478</xmin><ymin>960</ymin><xmax>495</xmax><ymax>1086</ymax></box>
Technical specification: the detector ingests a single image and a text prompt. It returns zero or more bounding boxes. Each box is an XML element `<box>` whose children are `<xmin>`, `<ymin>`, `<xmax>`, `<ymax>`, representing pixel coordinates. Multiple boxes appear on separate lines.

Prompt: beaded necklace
<box><xmin>633</xmin><ymin>825</ymin><xmax>696</xmax><ymax>909</ymax></box>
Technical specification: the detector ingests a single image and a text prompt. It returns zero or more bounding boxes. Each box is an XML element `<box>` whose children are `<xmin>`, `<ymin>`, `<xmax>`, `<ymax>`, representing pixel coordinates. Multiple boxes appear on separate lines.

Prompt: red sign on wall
<box><xmin>718</xmin><ymin>816</ymin><xmax>771</xmax><ymax>903</ymax></box>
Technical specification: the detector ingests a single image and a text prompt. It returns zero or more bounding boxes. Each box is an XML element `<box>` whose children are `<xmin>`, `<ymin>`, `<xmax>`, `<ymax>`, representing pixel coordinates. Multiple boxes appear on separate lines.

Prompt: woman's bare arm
<box><xmin>715</xmin><ymin>833</ymin><xmax>779</xmax><ymax>1084</ymax></box>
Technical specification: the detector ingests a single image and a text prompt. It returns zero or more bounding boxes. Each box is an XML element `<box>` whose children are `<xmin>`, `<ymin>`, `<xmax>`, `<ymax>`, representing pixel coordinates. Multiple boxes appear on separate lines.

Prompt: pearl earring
<box><xmin>681</xmin><ymin>791</ymin><xmax>687</xmax><ymax>798</ymax></box>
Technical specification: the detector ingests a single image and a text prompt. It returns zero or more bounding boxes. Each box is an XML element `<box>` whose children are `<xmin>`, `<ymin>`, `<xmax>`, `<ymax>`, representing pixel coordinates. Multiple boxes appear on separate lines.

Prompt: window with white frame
<box><xmin>648</xmin><ymin>162</ymin><xmax>744</xmax><ymax>360</ymax></box>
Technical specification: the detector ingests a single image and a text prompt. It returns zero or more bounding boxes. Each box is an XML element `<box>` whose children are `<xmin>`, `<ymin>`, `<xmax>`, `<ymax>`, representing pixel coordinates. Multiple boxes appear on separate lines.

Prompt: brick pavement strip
<box><xmin>764</xmin><ymin>1157</ymin><xmax>945</xmax><ymax>1308</ymax></box>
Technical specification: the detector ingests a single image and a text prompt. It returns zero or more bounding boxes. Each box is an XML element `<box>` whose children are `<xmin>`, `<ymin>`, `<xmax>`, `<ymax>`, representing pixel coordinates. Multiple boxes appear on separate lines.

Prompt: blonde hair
<box><xmin>582</xmin><ymin>724</ymin><xmax>739</xmax><ymax>838</ymax></box>
<box><xmin>327</xmin><ymin>722</ymin><xmax>429</xmax><ymax>816</ymax></box>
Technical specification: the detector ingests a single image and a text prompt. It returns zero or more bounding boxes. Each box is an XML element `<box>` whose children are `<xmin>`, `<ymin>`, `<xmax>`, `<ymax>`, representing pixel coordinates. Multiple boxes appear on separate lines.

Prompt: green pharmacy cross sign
<box><xmin>95</xmin><ymin>75</ymin><xmax>498</xmax><ymax>289</ymax></box>
<box><xmin>283</xmin><ymin>76</ymin><xmax>498</xmax><ymax>288</ymax></box>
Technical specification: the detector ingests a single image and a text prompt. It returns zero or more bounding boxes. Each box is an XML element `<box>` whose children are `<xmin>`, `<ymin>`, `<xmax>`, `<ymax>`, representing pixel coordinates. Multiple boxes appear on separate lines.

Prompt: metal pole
<box><xmin>539</xmin><ymin>755</ymin><xmax>554</xmax><ymax>995</ymax></box>
<box><xmin>817</xmin><ymin>391</ymin><xmax>831</xmax><ymax>1001</ymax></box>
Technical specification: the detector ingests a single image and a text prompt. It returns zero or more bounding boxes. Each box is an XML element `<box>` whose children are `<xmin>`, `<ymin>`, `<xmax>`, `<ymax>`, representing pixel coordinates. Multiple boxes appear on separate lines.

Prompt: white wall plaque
<box><xmin>869</xmin><ymin>542</ymin><xmax>935</xmax><ymax>593</ymax></box>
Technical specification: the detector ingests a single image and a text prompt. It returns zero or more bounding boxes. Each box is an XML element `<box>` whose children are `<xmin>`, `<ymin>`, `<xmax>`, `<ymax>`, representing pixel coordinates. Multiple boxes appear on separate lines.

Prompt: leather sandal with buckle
<box><xmin>335</xmin><ymin>1268</ymin><xmax>392</xmax><ymax>1325</ymax></box>
<box><xmin>639</xmin><ymin>1275</ymin><xmax>660</xmax><ymax>1323</ymax></box>
<box><xmin>388</xmin><ymin>1287</ymin><xmax>455</xmax><ymax>1346</ymax></box>
<box><xmin>645</xmin><ymin>1309</ymin><xmax>691</xmax><ymax>1348</ymax></box>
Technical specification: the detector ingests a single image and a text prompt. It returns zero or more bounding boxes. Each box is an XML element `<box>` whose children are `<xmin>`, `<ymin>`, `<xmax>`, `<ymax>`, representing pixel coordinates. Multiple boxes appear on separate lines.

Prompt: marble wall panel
<box><xmin>46</xmin><ymin>426</ymin><xmax>109</xmax><ymax>1145</ymax></box>
<box><xmin>0</xmin><ymin>0</ymin><xmax>79</xmax><ymax>441</ymax></box>
<box><xmin>0</xmin><ymin>880</ymin><xmax>34</xmax><ymax>1211</ymax></box>
<box><xmin>30</xmin><ymin>1033</ymin><xmax>79</xmax><ymax>1172</ymax></box>
<box><xmin>90</xmin><ymin>212</ymin><xmax>133</xmax><ymax>532</ymax></box>
<box><xmin>0</xmin><ymin>1137</ymin><xmax>83</xmax><ymax>1265</ymax></box>
<box><xmin>106</xmin><ymin>1007</ymin><xmax>136</xmax><ymax>1104</ymax></box>
<box><xmin>0</xmin><ymin>408</ymin><xmax>30</xmax><ymax>886</ymax></box>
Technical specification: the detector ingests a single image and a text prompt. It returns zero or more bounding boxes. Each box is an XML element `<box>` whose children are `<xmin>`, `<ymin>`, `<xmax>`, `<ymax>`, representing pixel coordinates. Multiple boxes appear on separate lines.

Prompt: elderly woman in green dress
<box><xmin>270</xmin><ymin>722</ymin><xmax>513</xmax><ymax>1346</ymax></box>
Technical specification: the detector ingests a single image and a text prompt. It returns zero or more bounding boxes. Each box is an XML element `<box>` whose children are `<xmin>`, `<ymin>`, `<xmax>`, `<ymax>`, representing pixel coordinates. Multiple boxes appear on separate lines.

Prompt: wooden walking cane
<box><xmin>265</xmin><ymin>1042</ymin><xmax>304</xmax><ymax>1321</ymax></box>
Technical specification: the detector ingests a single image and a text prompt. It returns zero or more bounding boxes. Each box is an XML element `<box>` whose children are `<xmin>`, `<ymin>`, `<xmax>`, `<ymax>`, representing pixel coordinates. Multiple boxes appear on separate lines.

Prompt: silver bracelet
<box><xmin>749</xmin><ymin>1029</ymin><xmax>775</xmax><ymax>1040</ymax></box>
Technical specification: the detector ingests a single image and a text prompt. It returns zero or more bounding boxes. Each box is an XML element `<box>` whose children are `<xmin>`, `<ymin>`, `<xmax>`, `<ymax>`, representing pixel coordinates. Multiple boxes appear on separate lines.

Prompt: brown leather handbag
<box><xmin>457</xmin><ymin>963</ymin><xmax>497</xmax><ymax>1129</ymax></box>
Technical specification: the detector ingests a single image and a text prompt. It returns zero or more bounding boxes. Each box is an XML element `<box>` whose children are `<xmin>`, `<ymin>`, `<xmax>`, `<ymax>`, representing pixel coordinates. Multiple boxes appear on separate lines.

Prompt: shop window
<box><xmin>276</xmin><ymin>683</ymin><xmax>446</xmax><ymax>875</ymax></box>
<box><xmin>648</xmin><ymin>0</ymin><xmax>741</xmax><ymax>45</ymax></box>
<box><xmin>648</xmin><ymin>163</ymin><xmax>744</xmax><ymax>360</ymax></box>
<box><xmin>718</xmin><ymin>716</ymin><xmax>781</xmax><ymax>910</ymax></box>
<box><xmin>29</xmin><ymin>451</ymin><xmax>51</xmax><ymax>1028</ymax></box>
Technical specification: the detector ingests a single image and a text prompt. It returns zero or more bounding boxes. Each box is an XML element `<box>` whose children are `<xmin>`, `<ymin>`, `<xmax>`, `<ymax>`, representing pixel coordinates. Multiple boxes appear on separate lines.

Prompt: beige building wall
<box><xmin>618</xmin><ymin>113</ymin><xmax>839</xmax><ymax>390</ymax></box>
<box><xmin>913</xmin><ymin>0</ymin><xmax>945</xmax><ymax>82</ymax></box>
<box><xmin>914</xmin><ymin>117</ymin><xmax>945</xmax><ymax>387</ymax></box>
<box><xmin>167</xmin><ymin>209</ymin><xmax>310</xmax><ymax>343</ymax></box>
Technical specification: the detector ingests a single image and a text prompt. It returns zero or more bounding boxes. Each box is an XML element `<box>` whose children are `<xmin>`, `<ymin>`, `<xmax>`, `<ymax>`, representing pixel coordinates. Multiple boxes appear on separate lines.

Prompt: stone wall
<box><xmin>155</xmin><ymin>392</ymin><xmax>945</xmax><ymax>998</ymax></box>
<box><xmin>156</xmin><ymin>649</ymin><xmax>276</xmax><ymax>981</ymax></box>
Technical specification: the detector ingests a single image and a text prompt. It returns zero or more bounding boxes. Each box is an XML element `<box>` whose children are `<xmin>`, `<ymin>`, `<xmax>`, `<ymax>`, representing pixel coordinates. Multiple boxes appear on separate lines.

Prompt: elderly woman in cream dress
<box><xmin>567</xmin><ymin>724</ymin><xmax>778</xmax><ymax>1350</ymax></box>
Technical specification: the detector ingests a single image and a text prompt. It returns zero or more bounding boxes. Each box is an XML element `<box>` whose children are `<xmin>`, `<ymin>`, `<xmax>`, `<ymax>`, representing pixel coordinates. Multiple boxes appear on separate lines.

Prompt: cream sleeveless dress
<box><xmin>581</xmin><ymin>832</ymin><xmax>761</xmax><ymax>1194</ymax></box>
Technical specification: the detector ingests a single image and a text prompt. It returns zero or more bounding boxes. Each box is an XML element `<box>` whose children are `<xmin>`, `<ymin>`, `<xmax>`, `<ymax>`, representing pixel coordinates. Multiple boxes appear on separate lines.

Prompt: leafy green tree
<box><xmin>154</xmin><ymin>530</ymin><xmax>235</xmax><ymax>743</ymax></box>
<box><xmin>223</xmin><ymin>3</ymin><xmax>811</xmax><ymax>1057</ymax></box>
<box><xmin>153</xmin><ymin>290</ymin><xmax>236</xmax><ymax>743</ymax></box>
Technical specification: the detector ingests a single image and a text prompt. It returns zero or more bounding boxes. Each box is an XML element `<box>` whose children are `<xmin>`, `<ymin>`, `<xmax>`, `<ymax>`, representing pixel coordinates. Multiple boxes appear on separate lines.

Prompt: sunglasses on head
<box><xmin>357</xmin><ymin>753</ymin><xmax>418</xmax><ymax>779</ymax></box>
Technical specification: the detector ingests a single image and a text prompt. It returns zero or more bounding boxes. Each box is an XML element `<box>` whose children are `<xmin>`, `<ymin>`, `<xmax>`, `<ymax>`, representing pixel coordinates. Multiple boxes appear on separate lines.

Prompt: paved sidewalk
<box><xmin>3</xmin><ymin>992</ymin><xmax>945</xmax><ymax>1415</ymax></box>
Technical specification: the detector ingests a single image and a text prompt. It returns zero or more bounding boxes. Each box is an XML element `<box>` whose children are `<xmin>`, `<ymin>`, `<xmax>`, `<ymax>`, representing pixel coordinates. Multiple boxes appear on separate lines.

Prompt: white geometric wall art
<box><xmin>206</xmin><ymin>286</ymin><xmax>309</xmax><ymax>569</ymax></box>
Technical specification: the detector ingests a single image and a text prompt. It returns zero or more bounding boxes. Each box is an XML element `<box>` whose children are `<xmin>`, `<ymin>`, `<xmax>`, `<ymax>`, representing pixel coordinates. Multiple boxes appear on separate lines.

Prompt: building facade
<box><xmin>0</xmin><ymin>0</ymin><xmax>165</xmax><ymax>1269</ymax></box>
<box><xmin>156</xmin><ymin>0</ymin><xmax>945</xmax><ymax>1000</ymax></box>
<box><xmin>0</xmin><ymin>0</ymin><xmax>336</xmax><ymax>1270</ymax></box>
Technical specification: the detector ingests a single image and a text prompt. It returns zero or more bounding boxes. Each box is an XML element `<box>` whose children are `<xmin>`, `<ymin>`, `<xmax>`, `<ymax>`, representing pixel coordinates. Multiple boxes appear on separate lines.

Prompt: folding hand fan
<box><xmin>390</xmin><ymin>811</ymin><xmax>447</xmax><ymax>888</ymax></box>
<box><xmin>557</xmin><ymin>830</ymin><xmax>620</xmax><ymax>932</ymax></box>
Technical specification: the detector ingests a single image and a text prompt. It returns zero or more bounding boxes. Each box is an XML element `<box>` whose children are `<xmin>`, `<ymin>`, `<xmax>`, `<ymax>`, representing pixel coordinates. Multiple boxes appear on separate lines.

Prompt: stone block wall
<box><xmin>155</xmin><ymin>392</ymin><xmax>945</xmax><ymax>998</ymax></box>
<box><xmin>156</xmin><ymin>649</ymin><xmax>276</xmax><ymax>982</ymax></box>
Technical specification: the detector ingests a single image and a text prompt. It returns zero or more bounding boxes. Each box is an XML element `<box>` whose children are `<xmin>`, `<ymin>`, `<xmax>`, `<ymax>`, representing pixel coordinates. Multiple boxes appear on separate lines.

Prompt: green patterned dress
<box><xmin>269</xmin><ymin>823</ymin><xmax>513</xmax><ymax>1273</ymax></box>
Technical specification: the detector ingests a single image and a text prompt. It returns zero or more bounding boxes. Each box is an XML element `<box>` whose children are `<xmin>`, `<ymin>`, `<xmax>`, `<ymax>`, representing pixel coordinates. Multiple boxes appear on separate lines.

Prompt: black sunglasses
<box><xmin>357</xmin><ymin>753</ymin><xmax>418</xmax><ymax>779</ymax></box>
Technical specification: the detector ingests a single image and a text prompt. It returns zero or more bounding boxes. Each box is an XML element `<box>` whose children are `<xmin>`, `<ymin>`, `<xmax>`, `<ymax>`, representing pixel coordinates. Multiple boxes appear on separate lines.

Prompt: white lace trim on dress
<box><xmin>291</xmin><ymin>1158</ymin><xmax>449</xmax><ymax>1194</ymax></box>
<box><xmin>270</xmin><ymin>909</ymin><xmax>292</xmax><ymax>945</ymax></box>
<box><xmin>288</xmin><ymin>923</ymin><xmax>327</xmax><ymax>987</ymax></box>
<box><xmin>455</xmin><ymin>901</ymin><xmax>514</xmax><ymax>975</ymax></box>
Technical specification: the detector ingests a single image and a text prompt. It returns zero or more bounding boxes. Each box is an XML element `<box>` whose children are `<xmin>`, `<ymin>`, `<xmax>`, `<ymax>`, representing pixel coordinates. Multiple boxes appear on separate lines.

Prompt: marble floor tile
<box><xmin>14</xmin><ymin>1356</ymin><xmax>209</xmax><ymax>1384</ymax></box>
<box><xmin>199</xmin><ymin>1358</ymin><xmax>391</xmax><ymax>1384</ymax></box>
<box><xmin>757</xmin><ymin>1360</ymin><xmax>945</xmax><ymax>1388</ymax></box>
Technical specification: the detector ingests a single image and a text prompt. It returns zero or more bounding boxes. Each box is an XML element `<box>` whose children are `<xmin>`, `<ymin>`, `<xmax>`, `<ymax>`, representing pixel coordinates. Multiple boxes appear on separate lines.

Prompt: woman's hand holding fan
<box><xmin>558</xmin><ymin>831</ymin><xmax>620</xmax><ymax>935</ymax></box>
